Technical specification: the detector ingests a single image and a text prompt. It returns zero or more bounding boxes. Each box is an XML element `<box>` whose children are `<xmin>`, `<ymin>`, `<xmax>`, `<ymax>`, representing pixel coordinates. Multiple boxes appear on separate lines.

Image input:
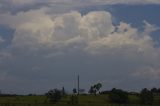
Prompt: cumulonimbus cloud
<box><xmin>0</xmin><ymin>7</ymin><xmax>160</xmax><ymax>93</ymax></box>
<box><xmin>1</xmin><ymin>8</ymin><xmax>160</xmax><ymax>75</ymax></box>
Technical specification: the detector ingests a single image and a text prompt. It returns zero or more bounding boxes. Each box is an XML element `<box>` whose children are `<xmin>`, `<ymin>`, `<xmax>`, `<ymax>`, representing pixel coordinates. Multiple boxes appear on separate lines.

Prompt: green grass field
<box><xmin>0</xmin><ymin>94</ymin><xmax>159</xmax><ymax>106</ymax></box>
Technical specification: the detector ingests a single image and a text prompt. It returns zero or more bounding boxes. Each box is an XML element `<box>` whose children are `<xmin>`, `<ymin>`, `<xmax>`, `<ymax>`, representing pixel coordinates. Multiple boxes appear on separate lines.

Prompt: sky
<box><xmin>0</xmin><ymin>0</ymin><xmax>160</xmax><ymax>94</ymax></box>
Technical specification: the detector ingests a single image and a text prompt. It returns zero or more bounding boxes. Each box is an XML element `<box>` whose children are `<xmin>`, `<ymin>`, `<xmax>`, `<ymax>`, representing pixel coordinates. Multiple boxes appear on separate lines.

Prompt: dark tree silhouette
<box><xmin>89</xmin><ymin>86</ymin><xmax>96</xmax><ymax>94</ymax></box>
<box><xmin>89</xmin><ymin>83</ymin><xmax>102</xmax><ymax>95</ymax></box>
<box><xmin>73</xmin><ymin>88</ymin><xmax>77</xmax><ymax>94</ymax></box>
<box><xmin>108</xmin><ymin>88</ymin><xmax>129</xmax><ymax>104</ymax></box>
<box><xmin>62</xmin><ymin>87</ymin><xmax>66</xmax><ymax>95</ymax></box>
<box><xmin>95</xmin><ymin>83</ymin><xmax>102</xmax><ymax>93</ymax></box>
<box><xmin>46</xmin><ymin>89</ymin><xmax>62</xmax><ymax>103</ymax></box>
<box><xmin>140</xmin><ymin>88</ymin><xmax>153</xmax><ymax>105</ymax></box>
<box><xmin>151</xmin><ymin>88</ymin><xmax>158</xmax><ymax>94</ymax></box>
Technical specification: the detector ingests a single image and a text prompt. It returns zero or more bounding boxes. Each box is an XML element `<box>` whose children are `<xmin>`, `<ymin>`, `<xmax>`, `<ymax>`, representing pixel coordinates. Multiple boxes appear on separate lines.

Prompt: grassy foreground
<box><xmin>0</xmin><ymin>94</ymin><xmax>159</xmax><ymax>106</ymax></box>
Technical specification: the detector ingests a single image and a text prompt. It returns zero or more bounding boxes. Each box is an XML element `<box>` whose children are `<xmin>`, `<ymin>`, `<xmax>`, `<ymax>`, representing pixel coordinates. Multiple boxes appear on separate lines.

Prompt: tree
<box><xmin>46</xmin><ymin>89</ymin><xmax>62</xmax><ymax>103</ymax></box>
<box><xmin>88</xmin><ymin>86</ymin><xmax>96</xmax><ymax>94</ymax></box>
<box><xmin>108</xmin><ymin>88</ymin><xmax>129</xmax><ymax>104</ymax></box>
<box><xmin>151</xmin><ymin>88</ymin><xmax>158</xmax><ymax>94</ymax></box>
<box><xmin>140</xmin><ymin>88</ymin><xmax>153</xmax><ymax>105</ymax></box>
<box><xmin>95</xmin><ymin>83</ymin><xmax>102</xmax><ymax>93</ymax></box>
<box><xmin>158</xmin><ymin>88</ymin><xmax>160</xmax><ymax>93</ymax></box>
<box><xmin>62</xmin><ymin>87</ymin><xmax>66</xmax><ymax>95</ymax></box>
<box><xmin>88</xmin><ymin>83</ymin><xmax>102</xmax><ymax>95</ymax></box>
<box><xmin>73</xmin><ymin>88</ymin><xmax>77</xmax><ymax>94</ymax></box>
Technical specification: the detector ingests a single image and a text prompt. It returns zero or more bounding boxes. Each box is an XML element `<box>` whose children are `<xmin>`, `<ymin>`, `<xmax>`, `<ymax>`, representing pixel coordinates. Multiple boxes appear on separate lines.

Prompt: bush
<box><xmin>46</xmin><ymin>89</ymin><xmax>62</xmax><ymax>103</ymax></box>
<box><xmin>108</xmin><ymin>88</ymin><xmax>129</xmax><ymax>104</ymax></box>
<box><xmin>140</xmin><ymin>88</ymin><xmax>153</xmax><ymax>105</ymax></box>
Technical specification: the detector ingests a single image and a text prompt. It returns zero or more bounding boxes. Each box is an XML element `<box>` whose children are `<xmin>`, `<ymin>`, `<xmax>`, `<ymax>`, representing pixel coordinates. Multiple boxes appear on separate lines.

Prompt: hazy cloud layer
<box><xmin>0</xmin><ymin>6</ymin><xmax>160</xmax><ymax>94</ymax></box>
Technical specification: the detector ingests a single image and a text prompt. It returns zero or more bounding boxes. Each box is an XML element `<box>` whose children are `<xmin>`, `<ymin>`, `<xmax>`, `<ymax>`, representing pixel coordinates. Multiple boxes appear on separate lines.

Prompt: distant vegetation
<box><xmin>0</xmin><ymin>85</ymin><xmax>160</xmax><ymax>106</ymax></box>
<box><xmin>89</xmin><ymin>83</ymin><xmax>102</xmax><ymax>95</ymax></box>
<box><xmin>108</xmin><ymin>88</ymin><xmax>129</xmax><ymax>104</ymax></box>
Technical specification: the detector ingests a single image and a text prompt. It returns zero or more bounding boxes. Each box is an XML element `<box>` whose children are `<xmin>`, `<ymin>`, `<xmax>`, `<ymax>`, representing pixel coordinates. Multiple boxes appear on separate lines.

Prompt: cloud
<box><xmin>7</xmin><ymin>0</ymin><xmax>36</xmax><ymax>5</ymax></box>
<box><xmin>143</xmin><ymin>20</ymin><xmax>160</xmax><ymax>34</ymax></box>
<box><xmin>2</xmin><ymin>0</ymin><xmax>160</xmax><ymax>6</ymax></box>
<box><xmin>90</xmin><ymin>0</ymin><xmax>160</xmax><ymax>5</ymax></box>
<box><xmin>1</xmin><ymin>0</ymin><xmax>160</xmax><ymax>14</ymax></box>
<box><xmin>0</xmin><ymin>36</ymin><xmax>5</xmax><ymax>43</ymax></box>
<box><xmin>0</xmin><ymin>9</ymin><xmax>115</xmax><ymax>50</ymax></box>
<box><xmin>3</xmin><ymin>9</ymin><xmax>158</xmax><ymax>56</ymax></box>
<box><xmin>0</xmin><ymin>8</ymin><xmax>160</xmax><ymax>93</ymax></box>
<box><xmin>0</xmin><ymin>51</ymin><xmax>12</xmax><ymax>65</ymax></box>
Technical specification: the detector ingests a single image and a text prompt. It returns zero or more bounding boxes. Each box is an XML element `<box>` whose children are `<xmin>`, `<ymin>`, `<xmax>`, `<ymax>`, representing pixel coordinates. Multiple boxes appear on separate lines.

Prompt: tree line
<box><xmin>0</xmin><ymin>83</ymin><xmax>159</xmax><ymax>105</ymax></box>
<box><xmin>45</xmin><ymin>83</ymin><xmax>160</xmax><ymax>105</ymax></box>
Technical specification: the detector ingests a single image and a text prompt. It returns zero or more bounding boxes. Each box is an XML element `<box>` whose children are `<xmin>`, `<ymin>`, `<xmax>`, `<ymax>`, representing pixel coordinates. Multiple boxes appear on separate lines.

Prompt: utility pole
<box><xmin>78</xmin><ymin>75</ymin><xmax>79</xmax><ymax>95</ymax></box>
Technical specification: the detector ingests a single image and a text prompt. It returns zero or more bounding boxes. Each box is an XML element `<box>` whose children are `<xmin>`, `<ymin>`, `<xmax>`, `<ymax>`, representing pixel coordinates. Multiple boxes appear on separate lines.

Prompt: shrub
<box><xmin>108</xmin><ymin>88</ymin><xmax>129</xmax><ymax>104</ymax></box>
<box><xmin>46</xmin><ymin>89</ymin><xmax>62</xmax><ymax>103</ymax></box>
<box><xmin>140</xmin><ymin>88</ymin><xmax>153</xmax><ymax>105</ymax></box>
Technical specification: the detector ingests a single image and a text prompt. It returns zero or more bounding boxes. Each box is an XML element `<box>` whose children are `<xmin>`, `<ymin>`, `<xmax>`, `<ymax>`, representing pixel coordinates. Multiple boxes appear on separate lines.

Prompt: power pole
<box><xmin>78</xmin><ymin>75</ymin><xmax>79</xmax><ymax>95</ymax></box>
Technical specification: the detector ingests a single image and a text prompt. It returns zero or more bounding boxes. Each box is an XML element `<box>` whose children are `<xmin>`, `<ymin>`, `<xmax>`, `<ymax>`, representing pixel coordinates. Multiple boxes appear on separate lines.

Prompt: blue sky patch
<box><xmin>0</xmin><ymin>25</ymin><xmax>14</xmax><ymax>49</ymax></box>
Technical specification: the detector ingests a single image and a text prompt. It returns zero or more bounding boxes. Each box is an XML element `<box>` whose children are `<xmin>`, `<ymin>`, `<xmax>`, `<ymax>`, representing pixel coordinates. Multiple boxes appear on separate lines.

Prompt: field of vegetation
<box><xmin>0</xmin><ymin>94</ymin><xmax>159</xmax><ymax>106</ymax></box>
<box><xmin>0</xmin><ymin>85</ymin><xmax>160</xmax><ymax>106</ymax></box>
